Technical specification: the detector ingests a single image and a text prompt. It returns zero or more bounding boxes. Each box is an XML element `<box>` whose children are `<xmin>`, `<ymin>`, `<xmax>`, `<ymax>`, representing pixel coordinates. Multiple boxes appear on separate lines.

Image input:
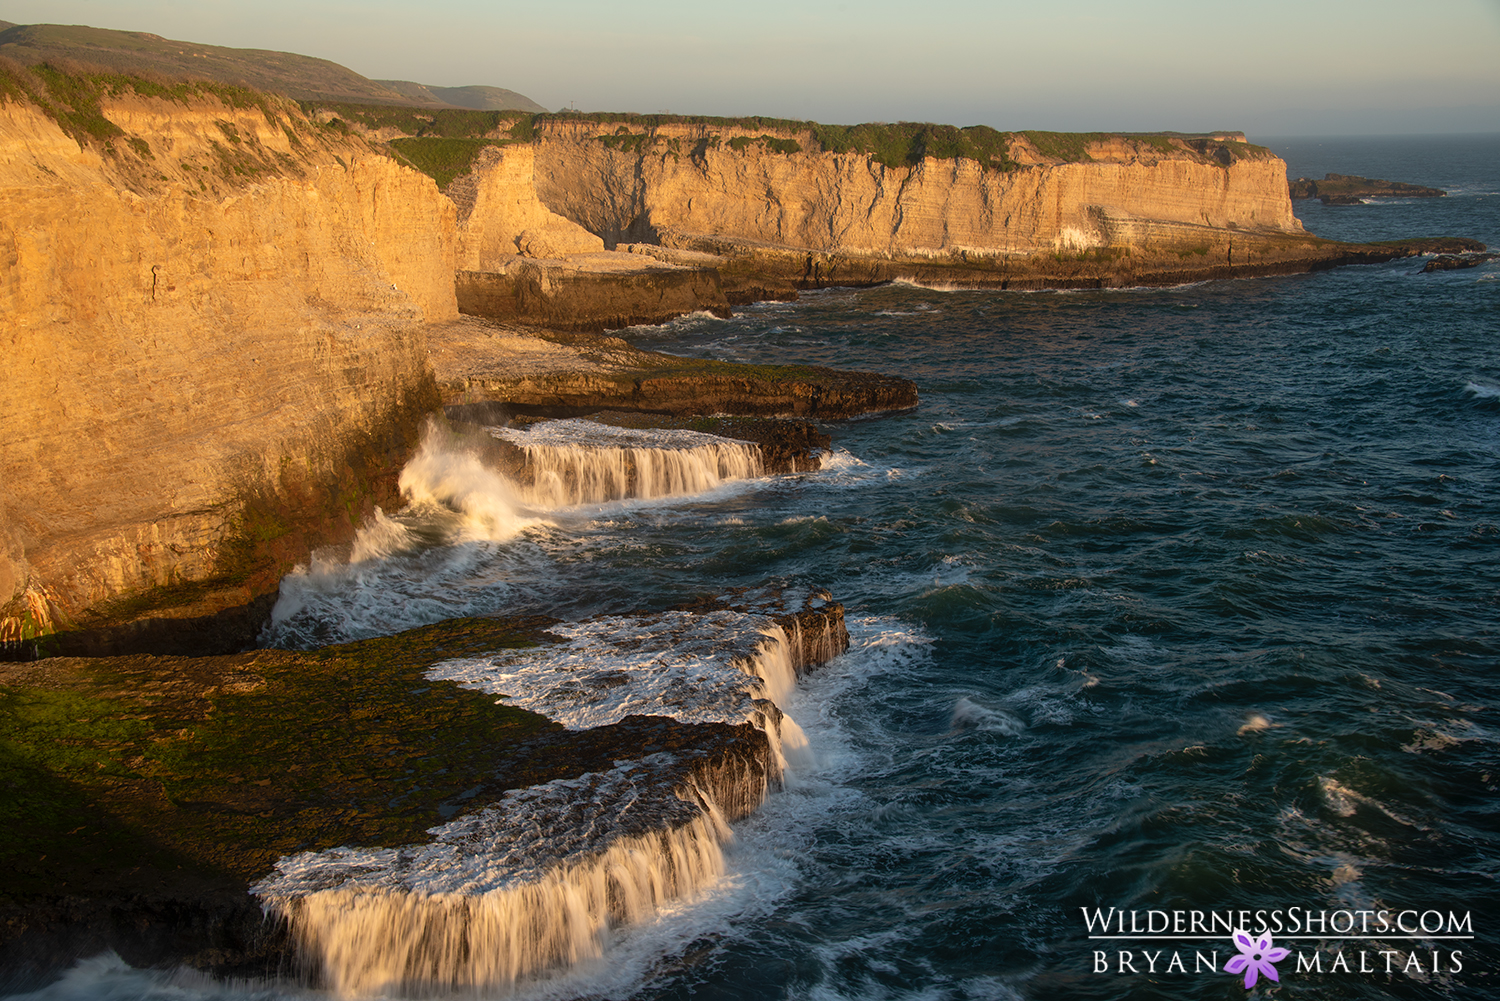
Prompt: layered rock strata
<box><xmin>0</xmin><ymin>88</ymin><xmax>457</xmax><ymax>655</ymax></box>
<box><xmin>425</xmin><ymin>122</ymin><xmax>1479</xmax><ymax>310</ymax></box>
<box><xmin>518</xmin><ymin>124</ymin><xmax>1333</xmax><ymax>297</ymax></box>
<box><xmin>455</xmin><ymin>253</ymin><xmax>730</xmax><ymax>331</ymax></box>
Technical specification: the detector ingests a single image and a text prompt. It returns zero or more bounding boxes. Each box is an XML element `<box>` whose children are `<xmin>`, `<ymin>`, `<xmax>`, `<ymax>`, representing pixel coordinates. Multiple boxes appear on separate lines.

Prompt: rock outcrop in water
<box><xmin>430</xmin><ymin>318</ymin><xmax>919</xmax><ymax>418</ymax></box>
<box><xmin>1289</xmin><ymin>172</ymin><xmax>1446</xmax><ymax>204</ymax></box>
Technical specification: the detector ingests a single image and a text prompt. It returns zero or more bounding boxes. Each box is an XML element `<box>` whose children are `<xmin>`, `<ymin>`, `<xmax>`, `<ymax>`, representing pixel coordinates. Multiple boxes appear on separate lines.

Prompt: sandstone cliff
<box><xmin>447</xmin><ymin>144</ymin><xmax>603</xmax><ymax>268</ymax></box>
<box><xmin>0</xmin><ymin>80</ymin><xmax>457</xmax><ymax>653</ymax></box>
<box><xmin>527</xmin><ymin>123</ymin><xmax>1302</xmax><ymax>258</ymax></box>
<box><xmin>401</xmin><ymin>118</ymin><xmax>1409</xmax><ymax>305</ymax></box>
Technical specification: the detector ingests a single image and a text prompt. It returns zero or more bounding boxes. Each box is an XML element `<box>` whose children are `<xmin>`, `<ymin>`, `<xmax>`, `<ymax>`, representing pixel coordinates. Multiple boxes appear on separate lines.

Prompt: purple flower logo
<box><xmin>1225</xmin><ymin>929</ymin><xmax>1290</xmax><ymax>989</ymax></box>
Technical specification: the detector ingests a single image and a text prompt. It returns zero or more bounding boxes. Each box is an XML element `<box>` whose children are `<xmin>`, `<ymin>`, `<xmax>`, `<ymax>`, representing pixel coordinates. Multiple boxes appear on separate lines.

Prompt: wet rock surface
<box><xmin>494</xmin><ymin>409</ymin><xmax>832</xmax><ymax>474</ymax></box>
<box><xmin>0</xmin><ymin>594</ymin><xmax>849</xmax><ymax>984</ymax></box>
<box><xmin>456</xmin><ymin>256</ymin><xmax>731</xmax><ymax>333</ymax></box>
<box><xmin>1421</xmin><ymin>251</ymin><xmax>1499</xmax><ymax>272</ymax></box>
<box><xmin>432</xmin><ymin>317</ymin><xmax>919</xmax><ymax>419</ymax></box>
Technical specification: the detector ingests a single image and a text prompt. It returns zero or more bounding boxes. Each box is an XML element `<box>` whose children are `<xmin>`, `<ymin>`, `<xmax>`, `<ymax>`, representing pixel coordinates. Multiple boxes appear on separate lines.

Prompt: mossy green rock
<box><xmin>0</xmin><ymin>616</ymin><xmax>557</xmax><ymax>902</ymax></box>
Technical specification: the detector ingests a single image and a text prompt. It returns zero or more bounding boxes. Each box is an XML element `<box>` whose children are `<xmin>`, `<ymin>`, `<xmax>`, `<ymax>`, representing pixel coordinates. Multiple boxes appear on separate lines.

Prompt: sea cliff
<box><xmin>375</xmin><ymin>115</ymin><xmax>1460</xmax><ymax>317</ymax></box>
<box><xmin>2</xmin><ymin>72</ymin><xmax>1477</xmax><ymax>653</ymax></box>
<box><xmin>0</xmin><ymin>81</ymin><xmax>456</xmax><ymax>653</ymax></box>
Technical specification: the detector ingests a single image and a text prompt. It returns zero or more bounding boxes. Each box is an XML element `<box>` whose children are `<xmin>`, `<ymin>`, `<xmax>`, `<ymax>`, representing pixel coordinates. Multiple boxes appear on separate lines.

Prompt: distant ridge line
<box><xmin>377</xmin><ymin>80</ymin><xmax>547</xmax><ymax>114</ymax></box>
<box><xmin>0</xmin><ymin>21</ymin><xmax>545</xmax><ymax>111</ymax></box>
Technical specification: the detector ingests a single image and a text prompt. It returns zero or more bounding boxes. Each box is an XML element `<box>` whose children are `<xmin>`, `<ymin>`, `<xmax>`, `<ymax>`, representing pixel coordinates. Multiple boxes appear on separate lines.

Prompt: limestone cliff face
<box><xmin>523</xmin><ymin>123</ymin><xmax>1302</xmax><ymax>262</ymax></box>
<box><xmin>0</xmin><ymin>92</ymin><xmax>456</xmax><ymax>649</ymax></box>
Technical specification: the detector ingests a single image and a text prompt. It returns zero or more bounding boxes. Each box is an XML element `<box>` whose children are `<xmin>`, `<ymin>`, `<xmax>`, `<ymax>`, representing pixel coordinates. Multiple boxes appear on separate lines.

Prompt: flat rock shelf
<box><xmin>0</xmin><ymin>594</ymin><xmax>850</xmax><ymax>993</ymax></box>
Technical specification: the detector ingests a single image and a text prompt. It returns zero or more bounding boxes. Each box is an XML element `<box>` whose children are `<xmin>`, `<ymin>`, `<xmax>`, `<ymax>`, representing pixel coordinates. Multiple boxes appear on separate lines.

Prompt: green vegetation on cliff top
<box><xmin>0</xmin><ymin>58</ymin><xmax>295</xmax><ymax>150</ymax></box>
<box><xmin>307</xmin><ymin>101</ymin><xmax>1270</xmax><ymax>174</ymax></box>
<box><xmin>388</xmin><ymin>136</ymin><xmax>510</xmax><ymax>189</ymax></box>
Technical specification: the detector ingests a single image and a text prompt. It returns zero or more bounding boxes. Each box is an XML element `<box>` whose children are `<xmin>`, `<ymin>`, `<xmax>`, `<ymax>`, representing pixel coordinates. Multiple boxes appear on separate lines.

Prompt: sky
<box><xmin>3</xmin><ymin>0</ymin><xmax>1499</xmax><ymax>136</ymax></box>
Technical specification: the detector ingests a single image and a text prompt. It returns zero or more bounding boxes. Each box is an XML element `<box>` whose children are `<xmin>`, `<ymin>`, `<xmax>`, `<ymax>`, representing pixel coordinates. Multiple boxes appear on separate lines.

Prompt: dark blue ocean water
<box><xmin>598</xmin><ymin>134</ymin><xmax>1500</xmax><ymax>1001</ymax></box>
<box><xmin>16</xmin><ymin>135</ymin><xmax>1498</xmax><ymax>1001</ymax></box>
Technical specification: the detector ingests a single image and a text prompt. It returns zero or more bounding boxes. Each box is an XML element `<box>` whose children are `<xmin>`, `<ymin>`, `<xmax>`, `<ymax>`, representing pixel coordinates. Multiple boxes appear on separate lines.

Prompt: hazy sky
<box><xmin>4</xmin><ymin>0</ymin><xmax>1498</xmax><ymax>135</ymax></box>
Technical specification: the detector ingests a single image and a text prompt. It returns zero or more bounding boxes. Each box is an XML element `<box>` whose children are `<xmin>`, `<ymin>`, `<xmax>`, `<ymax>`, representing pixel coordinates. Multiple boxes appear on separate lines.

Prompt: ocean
<box><xmin>15</xmin><ymin>133</ymin><xmax>1499</xmax><ymax>1001</ymax></box>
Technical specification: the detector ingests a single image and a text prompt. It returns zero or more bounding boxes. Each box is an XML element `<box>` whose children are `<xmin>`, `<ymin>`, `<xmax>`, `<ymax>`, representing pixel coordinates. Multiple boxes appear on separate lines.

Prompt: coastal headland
<box><xmin>0</xmin><ymin>37</ymin><xmax>1486</xmax><ymax>990</ymax></box>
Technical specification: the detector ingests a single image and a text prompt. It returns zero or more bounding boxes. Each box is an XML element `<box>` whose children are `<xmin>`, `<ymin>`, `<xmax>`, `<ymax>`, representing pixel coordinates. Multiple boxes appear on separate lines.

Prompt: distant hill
<box><xmin>377</xmin><ymin>80</ymin><xmax>546</xmax><ymax>114</ymax></box>
<box><xmin>0</xmin><ymin>23</ymin><xmax>544</xmax><ymax>111</ymax></box>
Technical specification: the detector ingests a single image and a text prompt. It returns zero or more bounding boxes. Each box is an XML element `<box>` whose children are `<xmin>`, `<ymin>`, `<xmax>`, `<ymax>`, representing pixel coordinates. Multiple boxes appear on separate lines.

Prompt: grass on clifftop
<box><xmin>0</xmin><ymin>617</ymin><xmax>557</xmax><ymax>899</ymax></box>
<box><xmin>306</xmin><ymin>100</ymin><xmax>532</xmax><ymax>139</ymax></box>
<box><xmin>0</xmin><ymin>59</ymin><xmax>296</xmax><ymax>150</ymax></box>
<box><xmin>294</xmin><ymin>101</ymin><xmax>1271</xmax><ymax>173</ymax></box>
<box><xmin>388</xmin><ymin>136</ymin><xmax>510</xmax><ymax>188</ymax></box>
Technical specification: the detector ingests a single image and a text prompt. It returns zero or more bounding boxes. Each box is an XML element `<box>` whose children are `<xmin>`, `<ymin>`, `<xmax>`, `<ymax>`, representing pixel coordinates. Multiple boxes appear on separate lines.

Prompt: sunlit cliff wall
<box><xmin>0</xmin><ymin>89</ymin><xmax>456</xmax><ymax>649</ymax></box>
<box><xmin>521</xmin><ymin>122</ymin><xmax>1302</xmax><ymax>260</ymax></box>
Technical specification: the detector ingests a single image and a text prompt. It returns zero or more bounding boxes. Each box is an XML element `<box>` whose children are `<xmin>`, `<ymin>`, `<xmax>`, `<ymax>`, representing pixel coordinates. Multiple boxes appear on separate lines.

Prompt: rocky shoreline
<box><xmin>0</xmin><ymin>597</ymin><xmax>850</xmax><ymax>989</ymax></box>
<box><xmin>1</xmin><ymin>62</ymin><xmax>1491</xmax><ymax>993</ymax></box>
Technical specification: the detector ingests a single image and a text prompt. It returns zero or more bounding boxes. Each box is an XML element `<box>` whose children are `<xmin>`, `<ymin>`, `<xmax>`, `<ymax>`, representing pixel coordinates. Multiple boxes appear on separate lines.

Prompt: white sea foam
<box><xmin>400</xmin><ymin>430</ymin><xmax>546</xmax><ymax>542</ymax></box>
<box><xmin>430</xmin><ymin>610</ymin><xmax>784</xmax><ymax>730</ymax></box>
<box><xmin>950</xmin><ymin>697</ymin><xmax>1026</xmax><ymax>736</ymax></box>
<box><xmin>0</xmin><ymin>951</ymin><xmax>288</xmax><ymax>1001</ymax></box>
<box><xmin>1319</xmin><ymin>777</ymin><xmax>1427</xmax><ymax>830</ymax></box>
<box><xmin>19</xmin><ymin>620</ymin><xmax>934</xmax><ymax>1001</ymax></box>
<box><xmin>816</xmin><ymin>449</ymin><xmax>910</xmax><ymax>489</ymax></box>
<box><xmin>262</xmin><ymin>421</ymin><xmax>784</xmax><ymax>648</ymax></box>
<box><xmin>493</xmin><ymin>420</ymin><xmax>765</xmax><ymax>508</ymax></box>
<box><xmin>890</xmin><ymin>277</ymin><xmax>967</xmax><ymax>292</ymax></box>
<box><xmin>251</xmin><ymin>607</ymin><xmax>857</xmax><ymax>995</ymax></box>
<box><xmin>1464</xmin><ymin>381</ymin><xmax>1500</xmax><ymax>399</ymax></box>
<box><xmin>1237</xmin><ymin>712</ymin><xmax>1280</xmax><ymax>735</ymax></box>
<box><xmin>255</xmin><ymin>756</ymin><xmax>760</xmax><ymax>997</ymax></box>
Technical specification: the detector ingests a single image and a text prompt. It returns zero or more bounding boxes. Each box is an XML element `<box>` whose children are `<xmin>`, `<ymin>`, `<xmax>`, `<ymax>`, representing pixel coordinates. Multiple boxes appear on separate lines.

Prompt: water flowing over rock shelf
<box><xmin>0</xmin><ymin>593</ymin><xmax>850</xmax><ymax>989</ymax></box>
<box><xmin>0</xmin><ymin>50</ymin><xmax>1491</xmax><ymax>998</ymax></box>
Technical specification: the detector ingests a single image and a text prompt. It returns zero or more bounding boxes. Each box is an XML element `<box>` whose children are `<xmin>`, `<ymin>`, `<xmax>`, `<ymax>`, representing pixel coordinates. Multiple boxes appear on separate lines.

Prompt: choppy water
<box><xmin>17</xmin><ymin>134</ymin><xmax>1500</xmax><ymax>1001</ymax></box>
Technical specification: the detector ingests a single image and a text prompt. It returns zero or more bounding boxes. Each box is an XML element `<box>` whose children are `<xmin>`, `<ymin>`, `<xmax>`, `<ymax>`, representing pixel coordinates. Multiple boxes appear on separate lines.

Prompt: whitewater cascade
<box><xmin>260</xmin><ymin>420</ymin><xmax>780</xmax><ymax>648</ymax></box>
<box><xmin>253</xmin><ymin>606</ymin><xmax>849</xmax><ymax>996</ymax></box>
<box><xmin>492</xmin><ymin>420</ymin><xmax>764</xmax><ymax>507</ymax></box>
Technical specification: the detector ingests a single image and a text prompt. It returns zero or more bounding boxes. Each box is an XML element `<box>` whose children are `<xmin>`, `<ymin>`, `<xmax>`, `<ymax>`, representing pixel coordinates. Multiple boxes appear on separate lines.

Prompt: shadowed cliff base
<box><xmin>455</xmin><ymin>253</ymin><xmax>731</xmax><ymax>332</ymax></box>
<box><xmin>0</xmin><ymin>599</ymin><xmax>848</xmax><ymax>986</ymax></box>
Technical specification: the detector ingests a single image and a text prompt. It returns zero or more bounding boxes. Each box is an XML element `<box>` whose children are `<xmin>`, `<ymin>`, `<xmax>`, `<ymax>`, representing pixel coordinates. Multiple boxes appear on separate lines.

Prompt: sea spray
<box><xmin>397</xmin><ymin>428</ymin><xmax>539</xmax><ymax>543</ymax></box>
<box><xmin>262</xmin><ymin>421</ymin><xmax>777</xmax><ymax>648</ymax></box>
<box><xmin>492</xmin><ymin>419</ymin><xmax>764</xmax><ymax>507</ymax></box>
